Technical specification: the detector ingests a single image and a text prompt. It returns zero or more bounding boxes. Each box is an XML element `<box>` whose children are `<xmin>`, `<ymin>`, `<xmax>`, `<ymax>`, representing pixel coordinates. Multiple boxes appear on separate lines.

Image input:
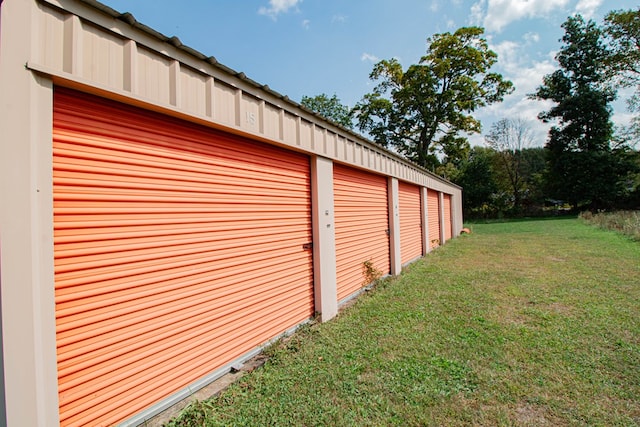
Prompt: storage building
<box><xmin>0</xmin><ymin>0</ymin><xmax>463</xmax><ymax>425</ymax></box>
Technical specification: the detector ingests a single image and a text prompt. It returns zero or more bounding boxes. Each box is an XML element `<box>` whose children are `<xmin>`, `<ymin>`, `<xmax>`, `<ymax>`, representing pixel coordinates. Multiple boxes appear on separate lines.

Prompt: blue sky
<box><xmin>99</xmin><ymin>0</ymin><xmax>637</xmax><ymax>147</ymax></box>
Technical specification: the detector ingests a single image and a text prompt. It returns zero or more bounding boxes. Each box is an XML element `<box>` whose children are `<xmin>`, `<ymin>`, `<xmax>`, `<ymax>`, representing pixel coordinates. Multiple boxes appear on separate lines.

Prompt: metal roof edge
<box><xmin>73</xmin><ymin>0</ymin><xmax>460</xmax><ymax>190</ymax></box>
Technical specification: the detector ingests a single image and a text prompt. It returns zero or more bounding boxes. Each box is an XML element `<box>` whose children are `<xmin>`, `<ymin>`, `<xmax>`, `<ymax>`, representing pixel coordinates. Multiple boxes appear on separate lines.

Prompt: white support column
<box><xmin>388</xmin><ymin>177</ymin><xmax>401</xmax><ymax>275</ymax></box>
<box><xmin>439</xmin><ymin>192</ymin><xmax>446</xmax><ymax>245</ymax></box>
<box><xmin>452</xmin><ymin>189</ymin><xmax>463</xmax><ymax>236</ymax></box>
<box><xmin>310</xmin><ymin>156</ymin><xmax>338</xmax><ymax>322</ymax></box>
<box><xmin>0</xmin><ymin>1</ymin><xmax>59</xmax><ymax>425</ymax></box>
<box><xmin>420</xmin><ymin>187</ymin><xmax>429</xmax><ymax>254</ymax></box>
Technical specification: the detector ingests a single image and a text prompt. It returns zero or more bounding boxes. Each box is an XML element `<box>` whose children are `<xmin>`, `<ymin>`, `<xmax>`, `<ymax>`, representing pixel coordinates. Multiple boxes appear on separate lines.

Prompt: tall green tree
<box><xmin>352</xmin><ymin>27</ymin><xmax>513</xmax><ymax>170</ymax></box>
<box><xmin>605</xmin><ymin>8</ymin><xmax>640</xmax><ymax>137</ymax></box>
<box><xmin>530</xmin><ymin>15</ymin><xmax>624</xmax><ymax>210</ymax></box>
<box><xmin>453</xmin><ymin>145</ymin><xmax>547</xmax><ymax>218</ymax></box>
<box><xmin>605</xmin><ymin>9</ymin><xmax>640</xmax><ymax>101</ymax></box>
<box><xmin>300</xmin><ymin>93</ymin><xmax>353</xmax><ymax>129</ymax></box>
<box><xmin>518</xmin><ymin>147</ymin><xmax>547</xmax><ymax>211</ymax></box>
<box><xmin>452</xmin><ymin>146</ymin><xmax>498</xmax><ymax>218</ymax></box>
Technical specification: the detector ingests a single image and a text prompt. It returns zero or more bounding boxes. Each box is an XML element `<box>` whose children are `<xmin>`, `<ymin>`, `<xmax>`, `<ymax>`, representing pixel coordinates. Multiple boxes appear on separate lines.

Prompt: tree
<box><xmin>352</xmin><ymin>27</ymin><xmax>513</xmax><ymax>170</ymax></box>
<box><xmin>605</xmin><ymin>9</ymin><xmax>640</xmax><ymax>100</ymax></box>
<box><xmin>485</xmin><ymin>118</ymin><xmax>535</xmax><ymax>213</ymax></box>
<box><xmin>530</xmin><ymin>15</ymin><xmax>624</xmax><ymax>210</ymax></box>
<box><xmin>452</xmin><ymin>146</ymin><xmax>498</xmax><ymax>218</ymax></box>
<box><xmin>300</xmin><ymin>93</ymin><xmax>353</xmax><ymax>129</ymax></box>
<box><xmin>518</xmin><ymin>147</ymin><xmax>547</xmax><ymax>211</ymax></box>
<box><xmin>605</xmin><ymin>8</ymin><xmax>640</xmax><ymax>138</ymax></box>
<box><xmin>452</xmin><ymin>145</ymin><xmax>547</xmax><ymax>218</ymax></box>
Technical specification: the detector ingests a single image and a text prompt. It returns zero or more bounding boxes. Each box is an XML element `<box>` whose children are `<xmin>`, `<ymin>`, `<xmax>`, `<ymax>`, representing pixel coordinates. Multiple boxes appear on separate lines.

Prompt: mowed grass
<box><xmin>167</xmin><ymin>218</ymin><xmax>640</xmax><ymax>426</ymax></box>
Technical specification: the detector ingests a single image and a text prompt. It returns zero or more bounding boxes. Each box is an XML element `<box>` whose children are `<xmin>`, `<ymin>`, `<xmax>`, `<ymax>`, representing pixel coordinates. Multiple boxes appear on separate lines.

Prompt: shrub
<box><xmin>579</xmin><ymin>210</ymin><xmax>640</xmax><ymax>241</ymax></box>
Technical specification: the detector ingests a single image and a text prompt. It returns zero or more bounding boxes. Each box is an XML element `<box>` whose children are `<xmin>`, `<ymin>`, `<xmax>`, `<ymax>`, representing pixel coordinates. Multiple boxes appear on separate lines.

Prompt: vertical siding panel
<box><xmin>212</xmin><ymin>80</ymin><xmax>236</xmax><ymax>126</ymax></box>
<box><xmin>263</xmin><ymin>103</ymin><xmax>280</xmax><ymax>140</ymax></box>
<box><xmin>135</xmin><ymin>46</ymin><xmax>171</xmax><ymax>105</ymax></box>
<box><xmin>398</xmin><ymin>182</ymin><xmax>423</xmax><ymax>265</ymax></box>
<box><xmin>180</xmin><ymin>66</ymin><xmax>208</xmax><ymax>117</ymax></box>
<box><xmin>53</xmin><ymin>88</ymin><xmax>313</xmax><ymax>426</ymax></box>
<box><xmin>333</xmin><ymin>165</ymin><xmax>390</xmax><ymax>301</ymax></box>
<box><xmin>82</xmin><ymin>23</ymin><xmax>124</xmax><ymax>88</ymax></box>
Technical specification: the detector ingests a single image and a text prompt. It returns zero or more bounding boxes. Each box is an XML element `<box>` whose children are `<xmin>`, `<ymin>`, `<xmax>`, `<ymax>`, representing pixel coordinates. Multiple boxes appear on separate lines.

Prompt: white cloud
<box><xmin>475</xmin><ymin>0</ymin><xmax>570</xmax><ymax>33</ymax></box>
<box><xmin>513</xmin><ymin>62</ymin><xmax>556</xmax><ymax>99</ymax></box>
<box><xmin>331</xmin><ymin>15</ymin><xmax>347</xmax><ymax>24</ymax></box>
<box><xmin>474</xmin><ymin>80</ymin><xmax>555</xmax><ymax>146</ymax></box>
<box><xmin>574</xmin><ymin>0</ymin><xmax>603</xmax><ymax>19</ymax></box>
<box><xmin>491</xmin><ymin>40</ymin><xmax>520</xmax><ymax>65</ymax></box>
<box><xmin>469</xmin><ymin>0</ymin><xmax>486</xmax><ymax>26</ymax></box>
<box><xmin>447</xmin><ymin>19</ymin><xmax>456</xmax><ymax>29</ymax></box>
<box><xmin>490</xmin><ymin>39</ymin><xmax>557</xmax><ymax>98</ymax></box>
<box><xmin>430</xmin><ymin>1</ymin><xmax>439</xmax><ymax>13</ymax></box>
<box><xmin>612</xmin><ymin>87</ymin><xmax>637</xmax><ymax>131</ymax></box>
<box><xmin>361</xmin><ymin>52</ymin><xmax>380</xmax><ymax>63</ymax></box>
<box><xmin>301</xmin><ymin>19</ymin><xmax>310</xmax><ymax>29</ymax></box>
<box><xmin>613</xmin><ymin>110</ymin><xmax>635</xmax><ymax>127</ymax></box>
<box><xmin>258</xmin><ymin>0</ymin><xmax>301</xmax><ymax>20</ymax></box>
<box><xmin>475</xmin><ymin>98</ymin><xmax>553</xmax><ymax>146</ymax></box>
<box><xmin>523</xmin><ymin>32</ymin><xmax>540</xmax><ymax>44</ymax></box>
<box><xmin>469</xmin><ymin>39</ymin><xmax>560</xmax><ymax>146</ymax></box>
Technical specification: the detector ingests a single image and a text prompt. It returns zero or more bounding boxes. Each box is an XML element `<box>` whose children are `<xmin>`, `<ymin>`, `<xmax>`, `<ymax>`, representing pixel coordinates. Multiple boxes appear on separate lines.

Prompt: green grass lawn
<box><xmin>167</xmin><ymin>218</ymin><xmax>640</xmax><ymax>426</ymax></box>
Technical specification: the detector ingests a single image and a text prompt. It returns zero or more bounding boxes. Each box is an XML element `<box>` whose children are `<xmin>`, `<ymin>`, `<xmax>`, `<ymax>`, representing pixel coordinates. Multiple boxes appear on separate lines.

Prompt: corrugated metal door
<box><xmin>443</xmin><ymin>194</ymin><xmax>453</xmax><ymax>241</ymax></box>
<box><xmin>398</xmin><ymin>181</ymin><xmax>423</xmax><ymax>265</ymax></box>
<box><xmin>333</xmin><ymin>164</ymin><xmax>390</xmax><ymax>301</ymax></box>
<box><xmin>427</xmin><ymin>189</ymin><xmax>441</xmax><ymax>248</ymax></box>
<box><xmin>53</xmin><ymin>88</ymin><xmax>314</xmax><ymax>426</ymax></box>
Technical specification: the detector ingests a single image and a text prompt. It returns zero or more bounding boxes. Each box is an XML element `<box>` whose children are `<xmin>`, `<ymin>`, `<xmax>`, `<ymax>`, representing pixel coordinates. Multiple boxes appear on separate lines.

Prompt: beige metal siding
<box><xmin>53</xmin><ymin>88</ymin><xmax>314</xmax><ymax>426</ymax></box>
<box><xmin>31</xmin><ymin>0</ymin><xmax>463</xmax><ymax>194</ymax></box>
<box><xmin>333</xmin><ymin>164</ymin><xmax>390</xmax><ymax>301</ymax></box>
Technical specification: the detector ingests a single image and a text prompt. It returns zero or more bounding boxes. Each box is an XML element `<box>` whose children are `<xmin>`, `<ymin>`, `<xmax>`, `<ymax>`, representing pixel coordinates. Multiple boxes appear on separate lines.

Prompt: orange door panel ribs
<box><xmin>53</xmin><ymin>88</ymin><xmax>314</xmax><ymax>426</ymax></box>
<box><xmin>399</xmin><ymin>181</ymin><xmax>423</xmax><ymax>265</ymax></box>
<box><xmin>428</xmin><ymin>189</ymin><xmax>441</xmax><ymax>249</ymax></box>
<box><xmin>333</xmin><ymin>164</ymin><xmax>391</xmax><ymax>301</ymax></box>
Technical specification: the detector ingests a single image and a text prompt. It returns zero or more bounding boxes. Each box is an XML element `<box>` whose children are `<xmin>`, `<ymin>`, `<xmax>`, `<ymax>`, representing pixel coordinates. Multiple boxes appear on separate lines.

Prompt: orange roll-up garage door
<box><xmin>53</xmin><ymin>88</ymin><xmax>314</xmax><ymax>426</ymax></box>
<box><xmin>443</xmin><ymin>193</ymin><xmax>453</xmax><ymax>241</ymax></box>
<box><xmin>427</xmin><ymin>189</ymin><xmax>441</xmax><ymax>249</ymax></box>
<box><xmin>398</xmin><ymin>181</ymin><xmax>423</xmax><ymax>265</ymax></box>
<box><xmin>333</xmin><ymin>164</ymin><xmax>390</xmax><ymax>301</ymax></box>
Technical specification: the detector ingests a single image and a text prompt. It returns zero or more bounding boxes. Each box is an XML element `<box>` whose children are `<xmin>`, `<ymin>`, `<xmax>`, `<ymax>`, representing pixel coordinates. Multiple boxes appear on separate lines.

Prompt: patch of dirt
<box><xmin>237</xmin><ymin>354</ymin><xmax>269</xmax><ymax>373</ymax></box>
<box><xmin>496</xmin><ymin>304</ymin><xmax>528</xmax><ymax>326</ymax></box>
<box><xmin>547</xmin><ymin>302</ymin><xmax>573</xmax><ymax>315</ymax></box>
<box><xmin>515</xmin><ymin>402</ymin><xmax>550</xmax><ymax>426</ymax></box>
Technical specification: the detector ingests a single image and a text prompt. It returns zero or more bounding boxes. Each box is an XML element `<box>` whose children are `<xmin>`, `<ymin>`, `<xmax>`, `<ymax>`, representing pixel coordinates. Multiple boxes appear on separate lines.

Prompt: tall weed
<box><xmin>580</xmin><ymin>210</ymin><xmax>640</xmax><ymax>241</ymax></box>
